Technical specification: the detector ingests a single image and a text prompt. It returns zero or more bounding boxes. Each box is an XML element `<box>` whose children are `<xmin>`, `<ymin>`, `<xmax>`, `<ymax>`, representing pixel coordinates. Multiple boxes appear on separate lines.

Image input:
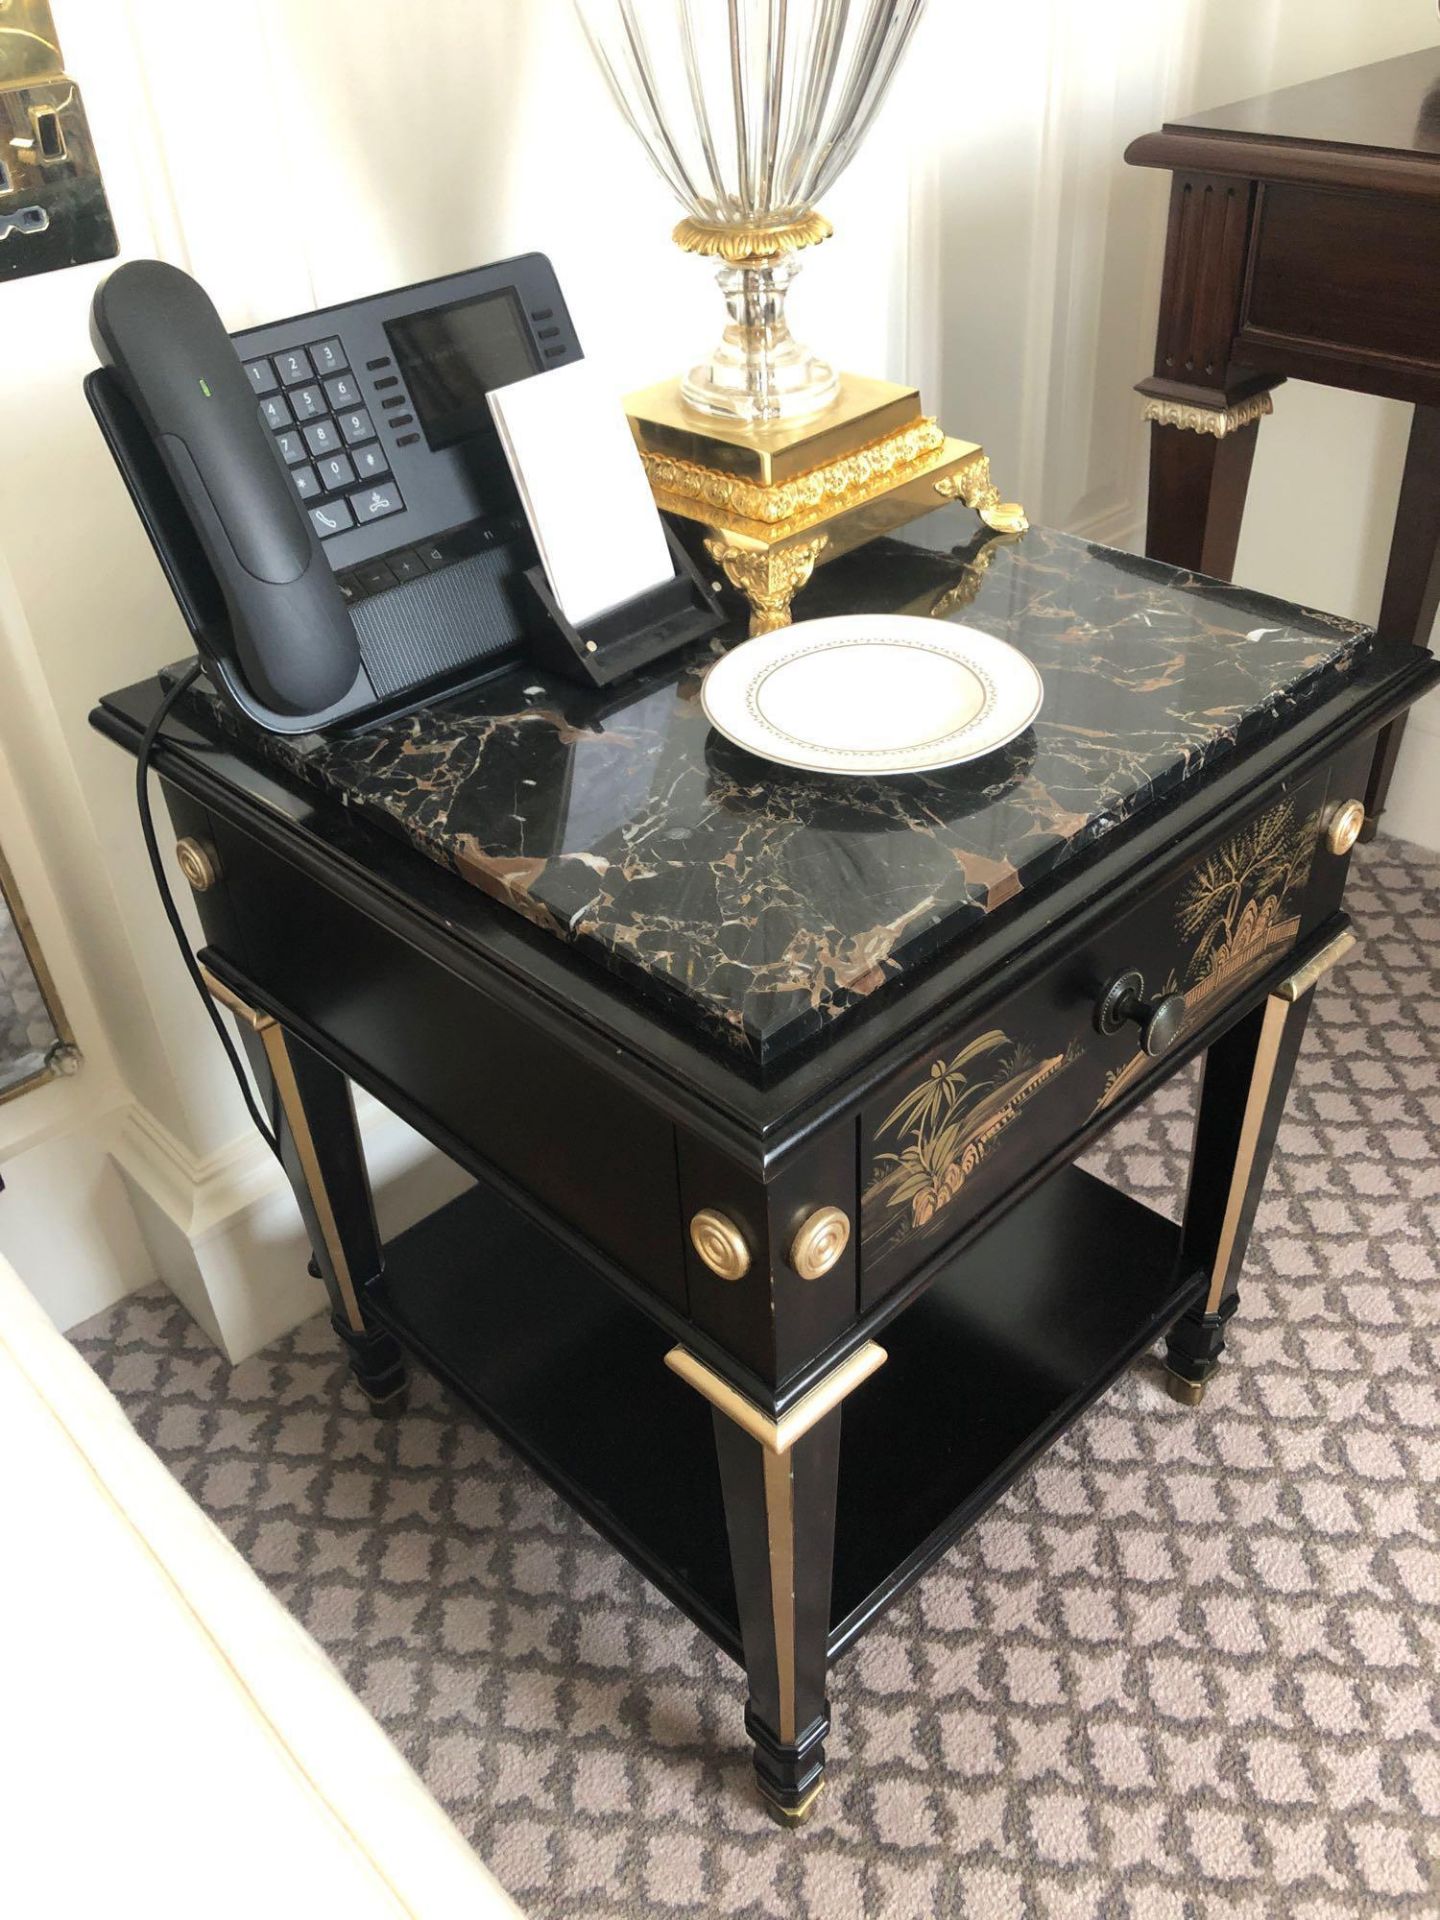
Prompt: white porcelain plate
<box><xmin>700</xmin><ymin>614</ymin><xmax>1044</xmax><ymax>776</ymax></box>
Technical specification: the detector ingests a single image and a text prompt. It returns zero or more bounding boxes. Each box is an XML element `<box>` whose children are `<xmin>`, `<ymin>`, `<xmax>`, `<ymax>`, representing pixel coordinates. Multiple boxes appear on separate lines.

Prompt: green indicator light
<box><xmin>198</xmin><ymin>378</ymin><xmax>212</xmax><ymax>398</ymax></box>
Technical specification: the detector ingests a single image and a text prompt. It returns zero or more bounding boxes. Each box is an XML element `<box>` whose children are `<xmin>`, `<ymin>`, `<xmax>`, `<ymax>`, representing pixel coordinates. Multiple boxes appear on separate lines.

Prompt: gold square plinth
<box><xmin>625</xmin><ymin>374</ymin><xmax>1027</xmax><ymax>634</ymax></box>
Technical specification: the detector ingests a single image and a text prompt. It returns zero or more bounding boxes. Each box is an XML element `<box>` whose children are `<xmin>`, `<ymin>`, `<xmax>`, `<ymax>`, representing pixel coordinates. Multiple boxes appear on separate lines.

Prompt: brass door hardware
<box><xmin>789</xmin><ymin>1206</ymin><xmax>850</xmax><ymax>1281</ymax></box>
<box><xmin>175</xmin><ymin>837</ymin><xmax>222</xmax><ymax>892</ymax></box>
<box><xmin>690</xmin><ymin>1208</ymin><xmax>750</xmax><ymax>1282</ymax></box>
<box><xmin>1324</xmin><ymin>798</ymin><xmax>1366</xmax><ymax>857</ymax></box>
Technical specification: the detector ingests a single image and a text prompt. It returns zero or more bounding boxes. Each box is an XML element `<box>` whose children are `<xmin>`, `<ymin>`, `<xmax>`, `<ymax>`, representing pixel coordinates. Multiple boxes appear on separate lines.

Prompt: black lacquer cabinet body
<box><xmin>93</xmin><ymin>518</ymin><xmax>1437</xmax><ymax>1824</ymax></box>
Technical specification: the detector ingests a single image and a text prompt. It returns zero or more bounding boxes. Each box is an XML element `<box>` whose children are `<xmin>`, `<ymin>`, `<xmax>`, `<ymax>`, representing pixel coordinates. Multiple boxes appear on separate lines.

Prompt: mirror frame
<box><xmin>0</xmin><ymin>837</ymin><xmax>79</xmax><ymax>1107</ymax></box>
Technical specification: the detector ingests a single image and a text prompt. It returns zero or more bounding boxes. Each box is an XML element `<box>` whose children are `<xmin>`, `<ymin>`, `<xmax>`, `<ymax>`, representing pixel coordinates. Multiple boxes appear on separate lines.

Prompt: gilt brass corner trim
<box><xmin>665</xmin><ymin>1340</ymin><xmax>887</xmax><ymax>1455</ymax></box>
<box><xmin>199</xmin><ymin>964</ymin><xmax>275</xmax><ymax>1033</ymax></box>
<box><xmin>199</xmin><ymin>965</ymin><xmax>365</xmax><ymax>1334</ymax></box>
<box><xmin>1141</xmin><ymin>392</ymin><xmax>1274</xmax><ymax>439</ymax></box>
<box><xmin>1201</xmin><ymin>924</ymin><xmax>1358</xmax><ymax>1318</ymax></box>
<box><xmin>1203</xmin><ymin>992</ymin><xmax>1290</xmax><ymax>1316</ymax></box>
<box><xmin>1276</xmin><ymin>928</ymin><xmax>1357</xmax><ymax>1004</ymax></box>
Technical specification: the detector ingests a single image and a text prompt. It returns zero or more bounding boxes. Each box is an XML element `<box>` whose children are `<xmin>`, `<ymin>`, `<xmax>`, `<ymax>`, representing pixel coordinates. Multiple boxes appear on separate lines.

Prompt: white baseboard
<box><xmin>1382</xmin><ymin>693</ymin><xmax>1440</xmax><ymax>853</ymax></box>
<box><xmin>110</xmin><ymin>1093</ymin><xmax>472</xmax><ymax>1363</ymax></box>
<box><xmin>1067</xmin><ymin>499</ymin><xmax>1144</xmax><ymax>552</ymax></box>
<box><xmin>0</xmin><ymin>1114</ymin><xmax>155</xmax><ymax>1333</ymax></box>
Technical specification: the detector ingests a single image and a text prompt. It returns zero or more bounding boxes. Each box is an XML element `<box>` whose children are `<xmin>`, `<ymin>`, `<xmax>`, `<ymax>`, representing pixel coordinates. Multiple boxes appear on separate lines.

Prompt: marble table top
<box><xmin>195</xmin><ymin>516</ymin><xmax>1370</xmax><ymax>1065</ymax></box>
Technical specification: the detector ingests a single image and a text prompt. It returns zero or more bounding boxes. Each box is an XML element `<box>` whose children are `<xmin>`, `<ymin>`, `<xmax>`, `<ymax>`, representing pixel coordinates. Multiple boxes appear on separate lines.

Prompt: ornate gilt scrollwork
<box><xmin>643</xmin><ymin>419</ymin><xmax>948</xmax><ymax>532</ymax></box>
<box><xmin>705</xmin><ymin>533</ymin><xmax>829</xmax><ymax>636</ymax></box>
<box><xmin>1140</xmin><ymin>392</ymin><xmax>1274</xmax><ymax>439</ymax></box>
<box><xmin>672</xmin><ymin>209</ymin><xmax>834</xmax><ymax>263</ymax></box>
<box><xmin>934</xmin><ymin>457</ymin><xmax>1030</xmax><ymax>535</ymax></box>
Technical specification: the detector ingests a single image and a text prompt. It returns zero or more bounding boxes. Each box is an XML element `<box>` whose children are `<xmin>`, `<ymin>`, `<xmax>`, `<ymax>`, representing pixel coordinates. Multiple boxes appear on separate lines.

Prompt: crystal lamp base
<box><xmin>680</xmin><ymin>258</ymin><xmax>839</xmax><ymax>427</ymax></box>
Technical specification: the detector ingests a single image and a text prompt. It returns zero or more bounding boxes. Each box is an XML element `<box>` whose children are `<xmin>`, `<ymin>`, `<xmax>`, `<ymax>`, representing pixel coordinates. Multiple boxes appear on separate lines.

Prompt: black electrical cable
<box><xmin>134</xmin><ymin>662</ymin><xmax>282</xmax><ymax>1160</ymax></box>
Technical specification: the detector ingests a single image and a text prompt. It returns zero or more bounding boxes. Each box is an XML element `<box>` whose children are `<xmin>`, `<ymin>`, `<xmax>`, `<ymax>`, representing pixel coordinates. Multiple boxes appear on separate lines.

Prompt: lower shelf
<box><xmin>367</xmin><ymin>1163</ymin><xmax>1197</xmax><ymax>1665</ymax></box>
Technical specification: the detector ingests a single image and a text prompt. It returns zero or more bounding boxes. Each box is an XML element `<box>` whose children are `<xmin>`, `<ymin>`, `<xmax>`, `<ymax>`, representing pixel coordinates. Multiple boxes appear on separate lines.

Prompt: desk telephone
<box><xmin>87</xmin><ymin>257</ymin><xmax>721</xmax><ymax>734</ymax></box>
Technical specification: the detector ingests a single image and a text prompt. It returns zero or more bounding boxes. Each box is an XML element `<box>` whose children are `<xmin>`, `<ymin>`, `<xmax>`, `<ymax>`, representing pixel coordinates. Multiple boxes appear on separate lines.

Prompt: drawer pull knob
<box><xmin>1325</xmin><ymin>798</ymin><xmax>1365</xmax><ymax>857</ymax></box>
<box><xmin>1095</xmin><ymin>970</ymin><xmax>1186</xmax><ymax>1059</ymax></box>
<box><xmin>790</xmin><ymin>1206</ymin><xmax>851</xmax><ymax>1281</ymax></box>
<box><xmin>690</xmin><ymin>1209</ymin><xmax>750</xmax><ymax>1282</ymax></box>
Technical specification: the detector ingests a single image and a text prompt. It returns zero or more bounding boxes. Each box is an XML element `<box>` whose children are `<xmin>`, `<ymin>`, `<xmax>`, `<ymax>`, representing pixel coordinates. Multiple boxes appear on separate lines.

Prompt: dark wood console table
<box><xmin>1128</xmin><ymin>46</ymin><xmax>1440</xmax><ymax>838</ymax></box>
<box><xmin>92</xmin><ymin>515</ymin><xmax>1435</xmax><ymax>1824</ymax></box>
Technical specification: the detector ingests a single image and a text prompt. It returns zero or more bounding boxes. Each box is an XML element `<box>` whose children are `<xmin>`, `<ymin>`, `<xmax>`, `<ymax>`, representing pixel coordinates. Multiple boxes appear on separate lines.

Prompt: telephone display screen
<box><xmin>386</xmin><ymin>290</ymin><xmax>539</xmax><ymax>452</ymax></box>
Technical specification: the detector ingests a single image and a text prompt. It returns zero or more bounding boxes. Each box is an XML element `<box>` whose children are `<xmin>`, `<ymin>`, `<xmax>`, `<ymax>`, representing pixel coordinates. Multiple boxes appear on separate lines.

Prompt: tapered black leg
<box><xmin>712</xmin><ymin>1408</ymin><xmax>839</xmax><ymax>1822</ymax></box>
<box><xmin>1167</xmin><ymin>938</ymin><xmax>1344</xmax><ymax>1403</ymax></box>
<box><xmin>207</xmin><ymin>971</ymin><xmax>408</xmax><ymax>1414</ymax></box>
<box><xmin>666</xmin><ymin>1343</ymin><xmax>885</xmax><ymax>1825</ymax></box>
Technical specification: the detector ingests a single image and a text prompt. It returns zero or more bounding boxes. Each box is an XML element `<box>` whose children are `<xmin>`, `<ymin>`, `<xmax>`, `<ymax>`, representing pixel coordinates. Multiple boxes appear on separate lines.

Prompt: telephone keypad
<box><xmin>308</xmin><ymin>338</ymin><xmax>347</xmax><ymax>376</ymax></box>
<box><xmin>309</xmin><ymin>499</ymin><xmax>354</xmax><ymax>539</ymax></box>
<box><xmin>303</xmin><ymin>419</ymin><xmax>342</xmax><ymax>457</ymax></box>
<box><xmin>338</xmin><ymin>407</ymin><xmax>376</xmax><ymax>446</ymax></box>
<box><xmin>352</xmin><ymin>482</ymin><xmax>403</xmax><ymax>522</ymax></box>
<box><xmin>253</xmin><ymin>332</ymin><xmax>415</xmax><ymax>546</ymax></box>
<box><xmin>316</xmin><ymin>452</ymin><xmax>356</xmax><ymax>491</ymax></box>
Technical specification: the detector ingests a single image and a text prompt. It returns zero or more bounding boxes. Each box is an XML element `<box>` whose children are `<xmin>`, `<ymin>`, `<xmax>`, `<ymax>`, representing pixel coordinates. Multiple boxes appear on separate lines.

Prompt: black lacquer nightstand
<box><xmin>93</xmin><ymin>513</ymin><xmax>1437</xmax><ymax>1824</ymax></box>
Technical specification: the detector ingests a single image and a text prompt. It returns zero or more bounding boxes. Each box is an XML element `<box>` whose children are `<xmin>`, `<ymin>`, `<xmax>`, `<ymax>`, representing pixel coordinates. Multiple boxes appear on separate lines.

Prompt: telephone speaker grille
<box><xmin>352</xmin><ymin>550</ymin><xmax>523</xmax><ymax>698</ymax></box>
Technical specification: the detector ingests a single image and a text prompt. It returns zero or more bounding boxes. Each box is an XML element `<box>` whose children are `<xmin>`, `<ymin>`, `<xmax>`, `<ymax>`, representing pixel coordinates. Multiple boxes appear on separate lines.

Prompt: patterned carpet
<box><xmin>72</xmin><ymin>834</ymin><xmax>1439</xmax><ymax>1919</ymax></box>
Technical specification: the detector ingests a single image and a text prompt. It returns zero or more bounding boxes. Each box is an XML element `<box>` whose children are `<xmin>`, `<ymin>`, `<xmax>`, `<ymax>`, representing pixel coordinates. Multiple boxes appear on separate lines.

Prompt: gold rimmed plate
<box><xmin>700</xmin><ymin>614</ymin><xmax>1044</xmax><ymax>775</ymax></box>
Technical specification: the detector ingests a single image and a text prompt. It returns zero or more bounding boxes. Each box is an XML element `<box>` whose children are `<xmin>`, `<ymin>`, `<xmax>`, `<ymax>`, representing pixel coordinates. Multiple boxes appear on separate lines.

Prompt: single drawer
<box><xmin>1240</xmin><ymin>184</ymin><xmax>1440</xmax><ymax>376</ymax></box>
<box><xmin>858</xmin><ymin>770</ymin><xmax>1335</xmax><ymax>1307</ymax></box>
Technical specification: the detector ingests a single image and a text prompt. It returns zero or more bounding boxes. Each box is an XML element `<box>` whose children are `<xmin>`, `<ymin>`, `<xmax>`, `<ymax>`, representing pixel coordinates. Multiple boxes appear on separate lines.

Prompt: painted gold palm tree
<box><xmin>872</xmin><ymin>1030</ymin><xmax>1025</xmax><ymax>1230</ymax></box>
<box><xmin>1176</xmin><ymin>799</ymin><xmax>1314</xmax><ymax>980</ymax></box>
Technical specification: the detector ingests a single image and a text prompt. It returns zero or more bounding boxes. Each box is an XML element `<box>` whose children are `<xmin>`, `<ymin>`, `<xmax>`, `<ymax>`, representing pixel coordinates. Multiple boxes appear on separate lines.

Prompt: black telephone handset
<box><xmin>89</xmin><ymin>253</ymin><xmax>722</xmax><ymax>733</ymax></box>
<box><xmin>91</xmin><ymin>260</ymin><xmax>365</xmax><ymax>727</ymax></box>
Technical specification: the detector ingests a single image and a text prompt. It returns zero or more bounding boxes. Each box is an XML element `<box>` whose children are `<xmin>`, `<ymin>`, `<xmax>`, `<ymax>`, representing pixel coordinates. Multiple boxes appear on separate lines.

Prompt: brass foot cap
<box><xmin>1164</xmin><ymin>1369</ymin><xmax>1207</xmax><ymax>1408</ymax></box>
<box><xmin>759</xmin><ymin>1779</ymin><xmax>825</xmax><ymax>1829</ymax></box>
<box><xmin>362</xmin><ymin>1384</ymin><xmax>411</xmax><ymax>1420</ymax></box>
<box><xmin>979</xmin><ymin>502</ymin><xmax>1029</xmax><ymax>535</ymax></box>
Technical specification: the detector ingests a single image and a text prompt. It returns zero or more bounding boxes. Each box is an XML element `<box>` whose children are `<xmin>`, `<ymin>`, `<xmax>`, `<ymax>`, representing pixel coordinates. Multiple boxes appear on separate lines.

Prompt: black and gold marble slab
<box><xmin>189</xmin><ymin>516</ymin><xmax>1370</xmax><ymax>1064</ymax></box>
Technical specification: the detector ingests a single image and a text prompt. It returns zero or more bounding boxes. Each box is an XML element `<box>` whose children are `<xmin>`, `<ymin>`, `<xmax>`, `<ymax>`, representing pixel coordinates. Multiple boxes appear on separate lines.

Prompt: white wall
<box><xmin>2</xmin><ymin>0</ymin><xmax>1435</xmax><ymax>1335</ymax></box>
<box><xmin>1185</xmin><ymin>0</ymin><xmax>1440</xmax><ymax>847</ymax></box>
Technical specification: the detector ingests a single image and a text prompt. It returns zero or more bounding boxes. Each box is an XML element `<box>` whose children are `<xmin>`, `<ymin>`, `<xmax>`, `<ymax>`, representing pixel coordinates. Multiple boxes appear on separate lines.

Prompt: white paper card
<box><xmin>488</xmin><ymin>359</ymin><xmax>674</xmax><ymax>628</ymax></box>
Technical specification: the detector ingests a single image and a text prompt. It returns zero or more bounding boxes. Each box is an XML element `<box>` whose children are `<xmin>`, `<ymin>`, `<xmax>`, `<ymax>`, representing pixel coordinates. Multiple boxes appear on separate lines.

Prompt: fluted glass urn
<box><xmin>573</xmin><ymin>0</ymin><xmax>929</xmax><ymax>426</ymax></box>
